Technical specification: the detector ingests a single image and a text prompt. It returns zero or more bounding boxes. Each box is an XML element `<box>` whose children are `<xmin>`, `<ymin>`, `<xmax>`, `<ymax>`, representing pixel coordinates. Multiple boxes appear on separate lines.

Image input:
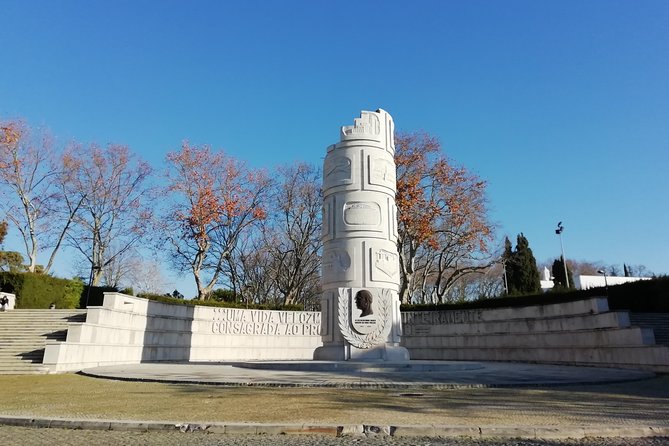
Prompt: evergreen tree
<box><xmin>551</xmin><ymin>256</ymin><xmax>574</xmax><ymax>290</ymax></box>
<box><xmin>502</xmin><ymin>236</ymin><xmax>513</xmax><ymax>294</ymax></box>
<box><xmin>505</xmin><ymin>233</ymin><xmax>541</xmax><ymax>295</ymax></box>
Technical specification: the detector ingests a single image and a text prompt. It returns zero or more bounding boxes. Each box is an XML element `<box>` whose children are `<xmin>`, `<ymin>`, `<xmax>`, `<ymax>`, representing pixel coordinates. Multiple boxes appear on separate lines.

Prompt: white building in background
<box><xmin>538</xmin><ymin>266</ymin><xmax>651</xmax><ymax>291</ymax></box>
<box><xmin>575</xmin><ymin>275</ymin><xmax>652</xmax><ymax>290</ymax></box>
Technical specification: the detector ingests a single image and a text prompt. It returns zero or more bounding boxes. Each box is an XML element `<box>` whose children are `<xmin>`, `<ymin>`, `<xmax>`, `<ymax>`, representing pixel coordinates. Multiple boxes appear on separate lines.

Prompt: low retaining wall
<box><xmin>43</xmin><ymin>293</ymin><xmax>322</xmax><ymax>372</ymax></box>
<box><xmin>43</xmin><ymin>293</ymin><xmax>669</xmax><ymax>373</ymax></box>
<box><xmin>401</xmin><ymin>297</ymin><xmax>669</xmax><ymax>372</ymax></box>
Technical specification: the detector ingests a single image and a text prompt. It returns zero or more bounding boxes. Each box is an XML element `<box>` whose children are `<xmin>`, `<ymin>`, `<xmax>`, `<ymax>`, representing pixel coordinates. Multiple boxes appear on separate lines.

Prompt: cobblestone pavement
<box><xmin>1</xmin><ymin>427</ymin><xmax>668</xmax><ymax>446</ymax></box>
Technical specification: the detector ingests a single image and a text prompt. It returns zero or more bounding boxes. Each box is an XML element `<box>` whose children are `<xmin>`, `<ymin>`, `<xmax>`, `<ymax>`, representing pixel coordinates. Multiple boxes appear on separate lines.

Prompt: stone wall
<box><xmin>43</xmin><ymin>293</ymin><xmax>322</xmax><ymax>372</ymax></box>
<box><xmin>401</xmin><ymin>297</ymin><xmax>669</xmax><ymax>372</ymax></box>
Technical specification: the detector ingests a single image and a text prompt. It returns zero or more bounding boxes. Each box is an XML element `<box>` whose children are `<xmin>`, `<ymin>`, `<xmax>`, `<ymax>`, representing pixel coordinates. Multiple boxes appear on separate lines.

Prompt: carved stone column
<box><xmin>314</xmin><ymin>109</ymin><xmax>410</xmax><ymax>361</ymax></box>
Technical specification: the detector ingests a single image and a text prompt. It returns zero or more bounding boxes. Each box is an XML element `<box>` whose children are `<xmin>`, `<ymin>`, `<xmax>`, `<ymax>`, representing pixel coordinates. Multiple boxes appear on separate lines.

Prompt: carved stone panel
<box><xmin>343</xmin><ymin>201</ymin><xmax>381</xmax><ymax>226</ymax></box>
<box><xmin>321</xmin><ymin>245</ymin><xmax>358</xmax><ymax>285</ymax></box>
<box><xmin>368</xmin><ymin>156</ymin><xmax>396</xmax><ymax>188</ymax></box>
<box><xmin>369</xmin><ymin>246</ymin><xmax>400</xmax><ymax>284</ymax></box>
<box><xmin>389</xmin><ymin>202</ymin><xmax>398</xmax><ymax>239</ymax></box>
<box><xmin>322</xmin><ymin>199</ymin><xmax>332</xmax><ymax>241</ymax></box>
<box><xmin>320</xmin><ymin>291</ymin><xmax>333</xmax><ymax>342</ymax></box>
<box><xmin>324</xmin><ymin>155</ymin><xmax>353</xmax><ymax>189</ymax></box>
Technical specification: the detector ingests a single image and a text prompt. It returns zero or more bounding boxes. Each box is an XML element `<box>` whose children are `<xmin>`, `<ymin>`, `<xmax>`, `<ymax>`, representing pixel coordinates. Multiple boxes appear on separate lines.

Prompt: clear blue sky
<box><xmin>2</xmin><ymin>0</ymin><xmax>668</xmax><ymax>294</ymax></box>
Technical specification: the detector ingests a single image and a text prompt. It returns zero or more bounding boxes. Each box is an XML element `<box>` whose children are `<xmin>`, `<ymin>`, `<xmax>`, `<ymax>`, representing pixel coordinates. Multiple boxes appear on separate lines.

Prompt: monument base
<box><xmin>313</xmin><ymin>343</ymin><xmax>410</xmax><ymax>362</ymax></box>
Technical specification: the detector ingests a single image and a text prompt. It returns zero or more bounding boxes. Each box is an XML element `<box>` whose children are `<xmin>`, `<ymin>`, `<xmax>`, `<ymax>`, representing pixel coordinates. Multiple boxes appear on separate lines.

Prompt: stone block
<box><xmin>431</xmin><ymin>426</ymin><xmax>480</xmax><ymax>437</ymax></box>
<box><xmin>338</xmin><ymin>424</ymin><xmax>365</xmax><ymax>436</ymax></box>
<box><xmin>391</xmin><ymin>425</ymin><xmax>438</xmax><ymax>437</ymax></box>
<box><xmin>223</xmin><ymin>424</ymin><xmax>259</xmax><ymax>434</ymax></box>
<box><xmin>479</xmin><ymin>426</ymin><xmax>537</xmax><ymax>438</ymax></box>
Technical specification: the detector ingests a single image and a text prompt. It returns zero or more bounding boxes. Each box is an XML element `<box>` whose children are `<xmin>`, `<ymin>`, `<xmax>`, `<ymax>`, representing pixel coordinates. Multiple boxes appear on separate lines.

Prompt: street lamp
<box><xmin>555</xmin><ymin>222</ymin><xmax>570</xmax><ymax>288</ymax></box>
<box><xmin>501</xmin><ymin>258</ymin><xmax>509</xmax><ymax>295</ymax></box>
<box><xmin>597</xmin><ymin>269</ymin><xmax>609</xmax><ymax>292</ymax></box>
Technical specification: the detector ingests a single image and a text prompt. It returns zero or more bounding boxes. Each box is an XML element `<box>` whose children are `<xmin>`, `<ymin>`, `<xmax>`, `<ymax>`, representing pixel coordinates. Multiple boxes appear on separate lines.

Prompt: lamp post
<box><xmin>597</xmin><ymin>269</ymin><xmax>609</xmax><ymax>293</ymax></box>
<box><xmin>555</xmin><ymin>222</ymin><xmax>570</xmax><ymax>288</ymax></box>
<box><xmin>502</xmin><ymin>259</ymin><xmax>509</xmax><ymax>295</ymax></box>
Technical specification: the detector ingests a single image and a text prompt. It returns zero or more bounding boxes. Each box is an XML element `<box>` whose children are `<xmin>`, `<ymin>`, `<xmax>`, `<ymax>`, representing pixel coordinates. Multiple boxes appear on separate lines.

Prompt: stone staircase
<box><xmin>630</xmin><ymin>313</ymin><xmax>669</xmax><ymax>346</ymax></box>
<box><xmin>0</xmin><ymin>309</ymin><xmax>87</xmax><ymax>374</ymax></box>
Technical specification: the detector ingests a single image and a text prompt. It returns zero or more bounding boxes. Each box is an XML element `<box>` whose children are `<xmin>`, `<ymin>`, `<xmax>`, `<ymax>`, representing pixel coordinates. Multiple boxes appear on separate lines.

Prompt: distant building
<box><xmin>575</xmin><ymin>275</ymin><xmax>651</xmax><ymax>290</ymax></box>
<box><xmin>537</xmin><ymin>267</ymin><xmax>650</xmax><ymax>292</ymax></box>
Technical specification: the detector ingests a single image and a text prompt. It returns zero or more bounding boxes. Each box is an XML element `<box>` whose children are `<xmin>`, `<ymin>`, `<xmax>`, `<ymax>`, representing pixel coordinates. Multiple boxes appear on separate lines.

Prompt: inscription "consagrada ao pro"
<box><xmin>210</xmin><ymin>308</ymin><xmax>321</xmax><ymax>336</ymax></box>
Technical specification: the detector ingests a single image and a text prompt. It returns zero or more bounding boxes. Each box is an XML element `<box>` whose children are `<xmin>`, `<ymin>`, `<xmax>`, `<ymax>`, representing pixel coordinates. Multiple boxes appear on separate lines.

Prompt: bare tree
<box><xmin>0</xmin><ymin>120</ymin><xmax>81</xmax><ymax>273</ymax></box>
<box><xmin>263</xmin><ymin>163</ymin><xmax>322</xmax><ymax>307</ymax></box>
<box><xmin>112</xmin><ymin>255</ymin><xmax>170</xmax><ymax>295</ymax></box>
<box><xmin>440</xmin><ymin>262</ymin><xmax>506</xmax><ymax>303</ymax></box>
<box><xmin>229</xmin><ymin>233</ymin><xmax>281</xmax><ymax>306</ymax></box>
<box><xmin>62</xmin><ymin>142</ymin><xmax>153</xmax><ymax>285</ymax></box>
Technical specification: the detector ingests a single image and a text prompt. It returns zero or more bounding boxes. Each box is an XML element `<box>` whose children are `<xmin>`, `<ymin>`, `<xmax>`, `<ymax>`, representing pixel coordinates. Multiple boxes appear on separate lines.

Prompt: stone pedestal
<box><xmin>314</xmin><ymin>109</ymin><xmax>409</xmax><ymax>361</ymax></box>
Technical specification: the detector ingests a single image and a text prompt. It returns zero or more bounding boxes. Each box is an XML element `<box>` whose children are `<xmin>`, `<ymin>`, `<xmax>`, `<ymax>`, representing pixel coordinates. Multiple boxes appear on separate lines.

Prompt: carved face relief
<box><xmin>351</xmin><ymin>289</ymin><xmax>379</xmax><ymax>335</ymax></box>
<box><xmin>354</xmin><ymin>289</ymin><xmax>374</xmax><ymax>318</ymax></box>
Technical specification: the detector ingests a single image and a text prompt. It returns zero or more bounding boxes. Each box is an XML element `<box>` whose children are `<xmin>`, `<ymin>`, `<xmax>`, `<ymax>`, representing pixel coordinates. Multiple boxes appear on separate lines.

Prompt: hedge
<box><xmin>137</xmin><ymin>292</ymin><xmax>304</xmax><ymax>312</ymax></box>
<box><xmin>0</xmin><ymin>272</ymin><xmax>83</xmax><ymax>309</ymax></box>
<box><xmin>80</xmin><ymin>285</ymin><xmax>118</xmax><ymax>308</ymax></box>
<box><xmin>401</xmin><ymin>276</ymin><xmax>669</xmax><ymax>313</ymax></box>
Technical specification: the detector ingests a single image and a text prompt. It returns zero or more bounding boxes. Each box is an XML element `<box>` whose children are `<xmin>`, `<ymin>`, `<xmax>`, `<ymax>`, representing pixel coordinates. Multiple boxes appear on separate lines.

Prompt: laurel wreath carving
<box><xmin>338</xmin><ymin>288</ymin><xmax>391</xmax><ymax>349</ymax></box>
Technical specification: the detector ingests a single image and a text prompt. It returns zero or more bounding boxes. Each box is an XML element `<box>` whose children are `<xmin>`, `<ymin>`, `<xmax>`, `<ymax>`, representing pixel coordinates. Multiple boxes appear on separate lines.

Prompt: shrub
<box><xmin>80</xmin><ymin>286</ymin><xmax>118</xmax><ymax>308</ymax></box>
<box><xmin>0</xmin><ymin>272</ymin><xmax>83</xmax><ymax>309</ymax></box>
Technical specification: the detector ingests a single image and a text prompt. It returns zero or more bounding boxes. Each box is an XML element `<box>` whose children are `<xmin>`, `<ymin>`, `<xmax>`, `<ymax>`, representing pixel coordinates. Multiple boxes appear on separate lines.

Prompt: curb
<box><xmin>1</xmin><ymin>416</ymin><xmax>668</xmax><ymax>439</ymax></box>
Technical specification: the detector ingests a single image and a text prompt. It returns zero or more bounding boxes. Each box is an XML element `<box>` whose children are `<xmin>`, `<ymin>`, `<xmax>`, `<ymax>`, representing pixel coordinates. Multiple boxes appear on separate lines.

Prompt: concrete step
<box><xmin>408</xmin><ymin>345</ymin><xmax>669</xmax><ymax>372</ymax></box>
<box><xmin>403</xmin><ymin>327</ymin><xmax>656</xmax><ymax>350</ymax></box>
<box><xmin>630</xmin><ymin>313</ymin><xmax>669</xmax><ymax>346</ymax></box>
<box><xmin>0</xmin><ymin>309</ymin><xmax>86</xmax><ymax>374</ymax></box>
<box><xmin>0</xmin><ymin>364</ymin><xmax>49</xmax><ymax>375</ymax></box>
<box><xmin>0</xmin><ymin>333</ymin><xmax>71</xmax><ymax>337</ymax></box>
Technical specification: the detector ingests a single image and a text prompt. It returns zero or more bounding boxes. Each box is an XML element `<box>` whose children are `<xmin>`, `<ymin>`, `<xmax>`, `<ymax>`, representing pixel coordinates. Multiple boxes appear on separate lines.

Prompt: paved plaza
<box><xmin>78</xmin><ymin>360</ymin><xmax>655</xmax><ymax>388</ymax></box>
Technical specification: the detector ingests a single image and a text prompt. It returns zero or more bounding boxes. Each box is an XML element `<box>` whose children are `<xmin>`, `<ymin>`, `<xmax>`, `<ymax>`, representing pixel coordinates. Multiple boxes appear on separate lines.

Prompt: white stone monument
<box><xmin>314</xmin><ymin>109</ymin><xmax>410</xmax><ymax>361</ymax></box>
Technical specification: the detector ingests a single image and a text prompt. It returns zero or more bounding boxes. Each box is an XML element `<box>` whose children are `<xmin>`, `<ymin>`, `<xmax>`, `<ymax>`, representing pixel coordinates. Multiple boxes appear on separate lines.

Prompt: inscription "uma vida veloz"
<box><xmin>211</xmin><ymin>308</ymin><xmax>321</xmax><ymax>336</ymax></box>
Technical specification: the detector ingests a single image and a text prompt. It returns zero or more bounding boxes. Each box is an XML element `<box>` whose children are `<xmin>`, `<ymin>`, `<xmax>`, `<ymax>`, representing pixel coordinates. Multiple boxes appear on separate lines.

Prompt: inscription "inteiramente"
<box><xmin>401</xmin><ymin>310</ymin><xmax>483</xmax><ymax>325</ymax></box>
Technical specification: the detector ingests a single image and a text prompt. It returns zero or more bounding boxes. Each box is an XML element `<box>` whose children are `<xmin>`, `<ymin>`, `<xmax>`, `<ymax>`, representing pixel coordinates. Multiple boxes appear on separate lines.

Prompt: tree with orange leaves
<box><xmin>0</xmin><ymin>120</ymin><xmax>82</xmax><ymax>273</ymax></box>
<box><xmin>395</xmin><ymin>132</ymin><xmax>495</xmax><ymax>304</ymax></box>
<box><xmin>163</xmin><ymin>142</ymin><xmax>270</xmax><ymax>300</ymax></box>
